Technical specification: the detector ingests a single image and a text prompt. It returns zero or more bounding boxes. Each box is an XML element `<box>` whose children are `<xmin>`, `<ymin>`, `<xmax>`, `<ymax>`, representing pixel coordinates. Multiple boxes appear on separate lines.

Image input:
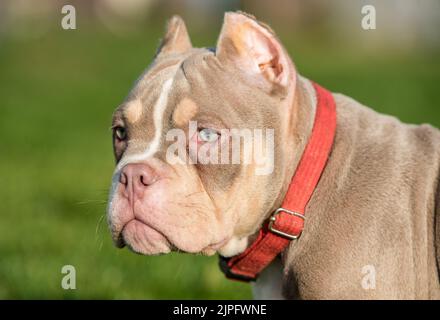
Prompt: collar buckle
<box><xmin>268</xmin><ymin>208</ymin><xmax>305</xmax><ymax>240</ymax></box>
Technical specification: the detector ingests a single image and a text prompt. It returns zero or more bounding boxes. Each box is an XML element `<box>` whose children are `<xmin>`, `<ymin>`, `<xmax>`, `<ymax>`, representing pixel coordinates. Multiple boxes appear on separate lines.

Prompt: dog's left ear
<box><xmin>156</xmin><ymin>15</ymin><xmax>192</xmax><ymax>56</ymax></box>
<box><xmin>216</xmin><ymin>12</ymin><xmax>292</xmax><ymax>90</ymax></box>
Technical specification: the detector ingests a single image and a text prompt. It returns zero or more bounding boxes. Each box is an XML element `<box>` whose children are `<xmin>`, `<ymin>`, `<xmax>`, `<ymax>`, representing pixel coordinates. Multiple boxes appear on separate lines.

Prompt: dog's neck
<box><xmin>221</xmin><ymin>76</ymin><xmax>318</xmax><ymax>257</ymax></box>
<box><xmin>269</xmin><ymin>76</ymin><xmax>318</xmax><ymax>218</ymax></box>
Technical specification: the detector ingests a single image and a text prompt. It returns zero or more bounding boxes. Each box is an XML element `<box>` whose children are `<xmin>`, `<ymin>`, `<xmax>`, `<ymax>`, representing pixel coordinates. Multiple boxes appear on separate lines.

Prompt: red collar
<box><xmin>219</xmin><ymin>82</ymin><xmax>337</xmax><ymax>281</ymax></box>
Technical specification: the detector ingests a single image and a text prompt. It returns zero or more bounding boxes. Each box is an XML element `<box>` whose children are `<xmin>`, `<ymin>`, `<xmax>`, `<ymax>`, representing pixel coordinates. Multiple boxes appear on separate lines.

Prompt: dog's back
<box><xmin>283</xmin><ymin>89</ymin><xmax>440</xmax><ymax>299</ymax></box>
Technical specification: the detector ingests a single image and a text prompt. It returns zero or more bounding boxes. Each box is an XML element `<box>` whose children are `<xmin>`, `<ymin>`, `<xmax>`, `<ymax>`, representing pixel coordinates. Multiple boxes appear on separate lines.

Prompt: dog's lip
<box><xmin>115</xmin><ymin>218</ymin><xmax>230</xmax><ymax>254</ymax></box>
<box><xmin>115</xmin><ymin>218</ymin><xmax>171</xmax><ymax>249</ymax></box>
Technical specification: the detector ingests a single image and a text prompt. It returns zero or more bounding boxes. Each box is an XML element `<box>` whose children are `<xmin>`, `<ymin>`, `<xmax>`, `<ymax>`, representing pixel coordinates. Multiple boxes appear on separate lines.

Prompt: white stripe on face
<box><xmin>107</xmin><ymin>66</ymin><xmax>178</xmax><ymax>223</ymax></box>
<box><xmin>115</xmin><ymin>77</ymin><xmax>174</xmax><ymax>172</ymax></box>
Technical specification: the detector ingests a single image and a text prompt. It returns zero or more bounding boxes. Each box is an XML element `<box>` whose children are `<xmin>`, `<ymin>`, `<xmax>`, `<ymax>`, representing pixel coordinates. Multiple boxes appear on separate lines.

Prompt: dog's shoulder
<box><xmin>284</xmin><ymin>92</ymin><xmax>440</xmax><ymax>298</ymax></box>
<box><xmin>332</xmin><ymin>91</ymin><xmax>440</xmax><ymax>235</ymax></box>
<box><xmin>332</xmin><ymin>92</ymin><xmax>440</xmax><ymax>166</ymax></box>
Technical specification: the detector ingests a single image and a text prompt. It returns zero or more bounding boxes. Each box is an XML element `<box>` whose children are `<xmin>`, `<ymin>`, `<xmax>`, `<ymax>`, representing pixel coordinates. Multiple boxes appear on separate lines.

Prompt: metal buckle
<box><xmin>268</xmin><ymin>208</ymin><xmax>305</xmax><ymax>240</ymax></box>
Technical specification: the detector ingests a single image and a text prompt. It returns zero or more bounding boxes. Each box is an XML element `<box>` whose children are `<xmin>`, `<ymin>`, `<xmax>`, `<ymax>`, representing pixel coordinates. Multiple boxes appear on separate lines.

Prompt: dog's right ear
<box><xmin>216</xmin><ymin>12</ymin><xmax>292</xmax><ymax>94</ymax></box>
<box><xmin>156</xmin><ymin>15</ymin><xmax>192</xmax><ymax>56</ymax></box>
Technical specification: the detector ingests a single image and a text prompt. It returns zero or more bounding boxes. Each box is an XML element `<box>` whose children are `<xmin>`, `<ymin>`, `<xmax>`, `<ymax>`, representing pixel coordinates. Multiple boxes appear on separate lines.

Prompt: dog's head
<box><xmin>107</xmin><ymin>12</ymin><xmax>299</xmax><ymax>257</ymax></box>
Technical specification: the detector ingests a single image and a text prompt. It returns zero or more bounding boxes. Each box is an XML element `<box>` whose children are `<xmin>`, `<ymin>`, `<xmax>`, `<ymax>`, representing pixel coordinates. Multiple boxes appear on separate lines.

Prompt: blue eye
<box><xmin>198</xmin><ymin>128</ymin><xmax>219</xmax><ymax>142</ymax></box>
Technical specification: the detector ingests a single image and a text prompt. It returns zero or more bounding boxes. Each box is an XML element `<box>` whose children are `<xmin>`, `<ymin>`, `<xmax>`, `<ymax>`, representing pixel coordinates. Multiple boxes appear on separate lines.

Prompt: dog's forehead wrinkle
<box><xmin>120</xmin><ymin>70</ymin><xmax>182</xmax><ymax>131</ymax></box>
<box><xmin>140</xmin><ymin>48</ymin><xmax>210</xmax><ymax>86</ymax></box>
<box><xmin>155</xmin><ymin>48</ymin><xmax>281</xmax><ymax>132</ymax></box>
<box><xmin>115</xmin><ymin>74</ymin><xmax>178</xmax><ymax>171</ymax></box>
<box><xmin>127</xmin><ymin>57</ymin><xmax>186</xmax><ymax>103</ymax></box>
<box><xmin>174</xmin><ymin>50</ymin><xmax>218</xmax><ymax>84</ymax></box>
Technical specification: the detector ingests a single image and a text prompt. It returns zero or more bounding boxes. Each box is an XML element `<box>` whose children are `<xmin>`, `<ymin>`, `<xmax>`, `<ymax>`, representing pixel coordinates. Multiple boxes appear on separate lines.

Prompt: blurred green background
<box><xmin>0</xmin><ymin>0</ymin><xmax>439</xmax><ymax>299</ymax></box>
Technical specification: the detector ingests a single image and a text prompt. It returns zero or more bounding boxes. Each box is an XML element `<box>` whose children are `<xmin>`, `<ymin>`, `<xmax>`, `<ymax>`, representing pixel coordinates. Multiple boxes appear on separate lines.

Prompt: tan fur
<box><xmin>107</xmin><ymin>12</ymin><xmax>440</xmax><ymax>299</ymax></box>
<box><xmin>280</xmin><ymin>87</ymin><xmax>440</xmax><ymax>299</ymax></box>
<box><xmin>172</xmin><ymin>98</ymin><xmax>198</xmax><ymax>126</ymax></box>
<box><xmin>156</xmin><ymin>15</ymin><xmax>192</xmax><ymax>56</ymax></box>
<box><xmin>124</xmin><ymin>100</ymin><xmax>143</xmax><ymax>124</ymax></box>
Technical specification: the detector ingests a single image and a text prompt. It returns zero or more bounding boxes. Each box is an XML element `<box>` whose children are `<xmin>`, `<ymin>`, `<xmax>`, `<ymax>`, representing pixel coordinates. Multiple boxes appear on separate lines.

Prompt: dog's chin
<box><xmin>118</xmin><ymin>219</ymin><xmax>230</xmax><ymax>257</ymax></box>
<box><xmin>120</xmin><ymin>220</ymin><xmax>171</xmax><ymax>255</ymax></box>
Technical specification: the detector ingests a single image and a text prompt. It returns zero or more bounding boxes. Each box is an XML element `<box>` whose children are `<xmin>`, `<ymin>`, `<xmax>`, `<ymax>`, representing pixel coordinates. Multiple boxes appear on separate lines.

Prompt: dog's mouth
<box><xmin>114</xmin><ymin>219</ymin><xmax>172</xmax><ymax>255</ymax></box>
<box><xmin>114</xmin><ymin>219</ymin><xmax>229</xmax><ymax>256</ymax></box>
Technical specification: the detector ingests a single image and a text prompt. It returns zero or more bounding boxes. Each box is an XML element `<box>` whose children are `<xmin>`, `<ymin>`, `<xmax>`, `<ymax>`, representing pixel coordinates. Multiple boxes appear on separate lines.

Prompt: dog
<box><xmin>107</xmin><ymin>11</ymin><xmax>440</xmax><ymax>299</ymax></box>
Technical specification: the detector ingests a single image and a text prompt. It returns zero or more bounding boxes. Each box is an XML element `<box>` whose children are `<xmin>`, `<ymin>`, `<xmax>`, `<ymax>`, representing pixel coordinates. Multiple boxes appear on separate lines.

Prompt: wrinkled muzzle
<box><xmin>107</xmin><ymin>159</ymin><xmax>232</xmax><ymax>256</ymax></box>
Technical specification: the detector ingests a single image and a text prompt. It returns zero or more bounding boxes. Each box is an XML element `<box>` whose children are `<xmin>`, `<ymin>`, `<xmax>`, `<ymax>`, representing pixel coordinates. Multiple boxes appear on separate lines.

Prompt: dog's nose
<box><xmin>119</xmin><ymin>163</ymin><xmax>157</xmax><ymax>198</ymax></box>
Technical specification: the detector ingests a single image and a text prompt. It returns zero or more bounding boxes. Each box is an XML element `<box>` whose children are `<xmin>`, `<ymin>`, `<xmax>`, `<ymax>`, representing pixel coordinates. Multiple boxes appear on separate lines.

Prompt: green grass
<box><xmin>0</xmin><ymin>21</ymin><xmax>439</xmax><ymax>299</ymax></box>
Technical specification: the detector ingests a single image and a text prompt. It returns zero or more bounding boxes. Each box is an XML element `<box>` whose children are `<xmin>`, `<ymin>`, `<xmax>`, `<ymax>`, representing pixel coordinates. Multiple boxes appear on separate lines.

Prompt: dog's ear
<box><xmin>216</xmin><ymin>12</ymin><xmax>292</xmax><ymax>90</ymax></box>
<box><xmin>156</xmin><ymin>15</ymin><xmax>192</xmax><ymax>56</ymax></box>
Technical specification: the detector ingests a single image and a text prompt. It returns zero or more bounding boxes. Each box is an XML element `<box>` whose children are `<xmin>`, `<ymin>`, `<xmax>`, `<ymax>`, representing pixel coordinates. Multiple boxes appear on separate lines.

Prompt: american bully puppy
<box><xmin>107</xmin><ymin>12</ymin><xmax>440</xmax><ymax>299</ymax></box>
